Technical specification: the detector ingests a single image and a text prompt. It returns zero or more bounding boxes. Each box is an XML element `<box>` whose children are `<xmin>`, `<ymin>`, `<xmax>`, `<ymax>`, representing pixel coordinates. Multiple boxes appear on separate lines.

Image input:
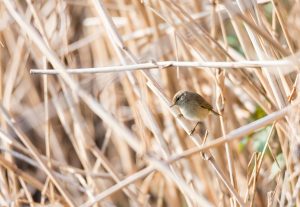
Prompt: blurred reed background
<box><xmin>0</xmin><ymin>0</ymin><xmax>300</xmax><ymax>206</ymax></box>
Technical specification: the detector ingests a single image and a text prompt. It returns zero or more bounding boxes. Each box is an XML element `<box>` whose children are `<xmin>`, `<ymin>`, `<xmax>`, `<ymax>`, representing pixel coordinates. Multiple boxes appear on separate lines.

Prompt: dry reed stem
<box><xmin>81</xmin><ymin>99</ymin><xmax>297</xmax><ymax>205</ymax></box>
<box><xmin>1</xmin><ymin>0</ymin><xmax>299</xmax><ymax>206</ymax></box>
<box><xmin>30</xmin><ymin>59</ymin><xmax>298</xmax><ymax>74</ymax></box>
<box><xmin>0</xmin><ymin>104</ymin><xmax>75</xmax><ymax>206</ymax></box>
<box><xmin>2</xmin><ymin>0</ymin><xmax>142</xmax><ymax>153</ymax></box>
<box><xmin>91</xmin><ymin>0</ymin><xmax>246</xmax><ymax>205</ymax></box>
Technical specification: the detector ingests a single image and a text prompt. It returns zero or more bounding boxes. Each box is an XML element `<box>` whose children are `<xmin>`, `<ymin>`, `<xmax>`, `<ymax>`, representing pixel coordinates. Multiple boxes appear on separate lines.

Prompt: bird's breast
<box><xmin>179</xmin><ymin>103</ymin><xmax>209</xmax><ymax>121</ymax></box>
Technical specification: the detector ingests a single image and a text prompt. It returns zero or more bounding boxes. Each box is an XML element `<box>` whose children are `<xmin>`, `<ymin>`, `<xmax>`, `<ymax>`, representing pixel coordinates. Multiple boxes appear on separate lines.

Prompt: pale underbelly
<box><xmin>180</xmin><ymin>107</ymin><xmax>209</xmax><ymax>121</ymax></box>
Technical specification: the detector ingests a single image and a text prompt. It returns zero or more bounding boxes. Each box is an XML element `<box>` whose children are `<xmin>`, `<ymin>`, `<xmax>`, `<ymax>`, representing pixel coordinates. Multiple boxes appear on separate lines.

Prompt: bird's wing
<box><xmin>192</xmin><ymin>93</ymin><xmax>213</xmax><ymax>110</ymax></box>
<box><xmin>193</xmin><ymin>93</ymin><xmax>221</xmax><ymax>116</ymax></box>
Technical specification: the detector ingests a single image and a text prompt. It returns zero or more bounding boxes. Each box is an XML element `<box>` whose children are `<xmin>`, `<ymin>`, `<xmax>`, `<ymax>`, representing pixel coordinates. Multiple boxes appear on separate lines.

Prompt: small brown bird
<box><xmin>171</xmin><ymin>90</ymin><xmax>221</xmax><ymax>135</ymax></box>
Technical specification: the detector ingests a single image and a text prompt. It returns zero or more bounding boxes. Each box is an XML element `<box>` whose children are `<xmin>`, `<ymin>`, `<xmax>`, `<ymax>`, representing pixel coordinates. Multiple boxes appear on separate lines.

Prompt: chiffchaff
<box><xmin>171</xmin><ymin>90</ymin><xmax>221</xmax><ymax>135</ymax></box>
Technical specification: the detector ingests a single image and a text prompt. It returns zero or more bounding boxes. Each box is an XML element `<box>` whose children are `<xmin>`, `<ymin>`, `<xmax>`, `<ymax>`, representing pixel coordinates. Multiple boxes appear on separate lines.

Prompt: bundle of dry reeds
<box><xmin>0</xmin><ymin>0</ymin><xmax>300</xmax><ymax>206</ymax></box>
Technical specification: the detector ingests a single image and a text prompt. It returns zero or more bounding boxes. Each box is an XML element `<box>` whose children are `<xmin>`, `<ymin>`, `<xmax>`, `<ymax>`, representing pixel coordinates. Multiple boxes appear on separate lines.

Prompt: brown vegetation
<box><xmin>0</xmin><ymin>0</ymin><xmax>300</xmax><ymax>206</ymax></box>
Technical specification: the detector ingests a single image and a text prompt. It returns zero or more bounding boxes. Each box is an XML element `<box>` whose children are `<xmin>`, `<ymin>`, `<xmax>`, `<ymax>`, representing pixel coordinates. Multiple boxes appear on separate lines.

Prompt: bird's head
<box><xmin>171</xmin><ymin>90</ymin><xmax>188</xmax><ymax>107</ymax></box>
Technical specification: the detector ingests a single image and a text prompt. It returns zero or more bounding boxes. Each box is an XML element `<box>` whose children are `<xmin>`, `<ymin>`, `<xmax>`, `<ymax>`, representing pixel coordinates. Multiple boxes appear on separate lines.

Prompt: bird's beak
<box><xmin>170</xmin><ymin>103</ymin><xmax>176</xmax><ymax>107</ymax></box>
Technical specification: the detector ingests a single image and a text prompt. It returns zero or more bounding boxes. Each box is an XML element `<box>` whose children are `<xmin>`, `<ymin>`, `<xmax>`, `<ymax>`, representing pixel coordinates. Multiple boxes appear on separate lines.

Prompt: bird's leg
<box><xmin>189</xmin><ymin>121</ymin><xmax>201</xmax><ymax>136</ymax></box>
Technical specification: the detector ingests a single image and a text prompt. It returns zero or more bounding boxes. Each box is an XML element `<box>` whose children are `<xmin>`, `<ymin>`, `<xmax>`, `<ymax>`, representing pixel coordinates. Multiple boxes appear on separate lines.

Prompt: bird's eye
<box><xmin>175</xmin><ymin>96</ymin><xmax>181</xmax><ymax>103</ymax></box>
